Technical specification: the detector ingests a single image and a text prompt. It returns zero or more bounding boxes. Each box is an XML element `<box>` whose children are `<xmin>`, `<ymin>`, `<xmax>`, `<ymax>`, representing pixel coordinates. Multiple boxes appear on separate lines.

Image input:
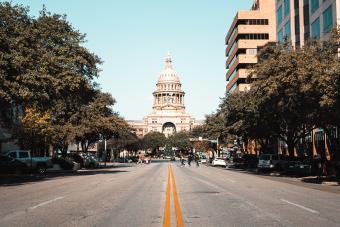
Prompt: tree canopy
<box><xmin>142</xmin><ymin>132</ymin><xmax>166</xmax><ymax>155</ymax></box>
<box><xmin>220</xmin><ymin>30</ymin><xmax>340</xmax><ymax>159</ymax></box>
<box><xmin>0</xmin><ymin>2</ymin><xmax>129</xmax><ymax>156</ymax></box>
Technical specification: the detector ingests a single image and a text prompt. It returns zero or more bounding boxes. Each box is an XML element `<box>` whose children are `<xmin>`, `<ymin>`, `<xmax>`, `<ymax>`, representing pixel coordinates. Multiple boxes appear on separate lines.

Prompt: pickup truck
<box><xmin>5</xmin><ymin>150</ymin><xmax>52</xmax><ymax>174</ymax></box>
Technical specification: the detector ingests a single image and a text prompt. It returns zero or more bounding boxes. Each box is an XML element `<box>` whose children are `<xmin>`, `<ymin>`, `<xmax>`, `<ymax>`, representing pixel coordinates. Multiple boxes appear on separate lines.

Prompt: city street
<box><xmin>1</xmin><ymin>161</ymin><xmax>340</xmax><ymax>227</ymax></box>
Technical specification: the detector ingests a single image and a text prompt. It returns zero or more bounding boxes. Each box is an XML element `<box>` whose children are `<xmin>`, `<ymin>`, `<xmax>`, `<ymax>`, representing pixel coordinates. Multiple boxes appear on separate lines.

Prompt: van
<box><xmin>257</xmin><ymin>154</ymin><xmax>288</xmax><ymax>170</ymax></box>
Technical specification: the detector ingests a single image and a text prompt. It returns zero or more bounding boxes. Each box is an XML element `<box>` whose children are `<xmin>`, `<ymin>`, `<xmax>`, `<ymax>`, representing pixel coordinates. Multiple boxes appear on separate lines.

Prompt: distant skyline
<box><xmin>10</xmin><ymin>0</ymin><xmax>253</xmax><ymax>120</ymax></box>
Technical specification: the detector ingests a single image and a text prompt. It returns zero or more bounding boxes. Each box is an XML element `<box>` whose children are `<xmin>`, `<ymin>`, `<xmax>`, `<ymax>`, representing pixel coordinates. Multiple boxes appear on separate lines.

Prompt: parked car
<box><xmin>112</xmin><ymin>157</ymin><xmax>127</xmax><ymax>163</ymax></box>
<box><xmin>170</xmin><ymin>156</ymin><xmax>176</xmax><ymax>161</ymax></box>
<box><xmin>258</xmin><ymin>154</ymin><xmax>288</xmax><ymax>171</ymax></box>
<box><xmin>0</xmin><ymin>155</ymin><xmax>28</xmax><ymax>174</ymax></box>
<box><xmin>286</xmin><ymin>161</ymin><xmax>312</xmax><ymax>176</ymax></box>
<box><xmin>5</xmin><ymin>150</ymin><xmax>52</xmax><ymax>174</ymax></box>
<box><xmin>232</xmin><ymin>156</ymin><xmax>245</xmax><ymax>168</ymax></box>
<box><xmin>67</xmin><ymin>153</ymin><xmax>84</xmax><ymax>167</ymax></box>
<box><xmin>212</xmin><ymin>158</ymin><xmax>227</xmax><ymax>167</ymax></box>
<box><xmin>79</xmin><ymin>153</ymin><xmax>99</xmax><ymax>169</ymax></box>
<box><xmin>124</xmin><ymin>156</ymin><xmax>138</xmax><ymax>163</ymax></box>
<box><xmin>200</xmin><ymin>155</ymin><xmax>207</xmax><ymax>164</ymax></box>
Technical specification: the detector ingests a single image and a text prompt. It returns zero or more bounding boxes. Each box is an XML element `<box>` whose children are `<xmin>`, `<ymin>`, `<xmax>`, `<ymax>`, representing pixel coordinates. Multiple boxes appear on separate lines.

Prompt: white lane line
<box><xmin>29</xmin><ymin>196</ymin><xmax>64</xmax><ymax>210</ymax></box>
<box><xmin>280</xmin><ymin>199</ymin><xmax>320</xmax><ymax>214</ymax></box>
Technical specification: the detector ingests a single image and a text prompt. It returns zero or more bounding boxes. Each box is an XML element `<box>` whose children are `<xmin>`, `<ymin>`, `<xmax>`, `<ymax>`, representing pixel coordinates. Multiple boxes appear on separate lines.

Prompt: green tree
<box><xmin>249</xmin><ymin>42</ymin><xmax>322</xmax><ymax>157</ymax></box>
<box><xmin>0</xmin><ymin>2</ymin><xmax>106</xmax><ymax>155</ymax></box>
<box><xmin>142</xmin><ymin>132</ymin><xmax>166</xmax><ymax>155</ymax></box>
<box><xmin>73</xmin><ymin>92</ymin><xmax>128</xmax><ymax>153</ymax></box>
<box><xmin>167</xmin><ymin>131</ymin><xmax>192</xmax><ymax>153</ymax></box>
<box><xmin>221</xmin><ymin>88</ymin><xmax>278</xmax><ymax>153</ymax></box>
<box><xmin>309</xmin><ymin>29</ymin><xmax>340</xmax><ymax>160</ymax></box>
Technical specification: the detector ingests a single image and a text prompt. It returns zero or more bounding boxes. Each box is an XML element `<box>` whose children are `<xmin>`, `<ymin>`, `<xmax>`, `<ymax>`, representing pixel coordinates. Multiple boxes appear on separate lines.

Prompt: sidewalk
<box><xmin>97</xmin><ymin>162</ymin><xmax>134</xmax><ymax>168</ymax></box>
<box><xmin>222</xmin><ymin>166</ymin><xmax>340</xmax><ymax>194</ymax></box>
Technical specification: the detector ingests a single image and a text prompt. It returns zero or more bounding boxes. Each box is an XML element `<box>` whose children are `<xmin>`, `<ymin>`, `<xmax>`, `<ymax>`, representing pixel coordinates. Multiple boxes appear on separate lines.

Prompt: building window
<box><xmin>311</xmin><ymin>17</ymin><xmax>320</xmax><ymax>38</ymax></box>
<box><xmin>229</xmin><ymin>83</ymin><xmax>237</xmax><ymax>93</ymax></box>
<box><xmin>284</xmin><ymin>20</ymin><xmax>291</xmax><ymax>38</ymax></box>
<box><xmin>284</xmin><ymin>0</ymin><xmax>290</xmax><ymax>17</ymax></box>
<box><xmin>246</xmin><ymin>48</ymin><xmax>257</xmax><ymax>55</ymax></box>
<box><xmin>226</xmin><ymin>40</ymin><xmax>237</xmax><ymax>57</ymax></box>
<box><xmin>303</xmin><ymin>0</ymin><xmax>310</xmax><ymax>39</ymax></box>
<box><xmin>295</xmin><ymin>14</ymin><xmax>300</xmax><ymax>34</ymax></box>
<box><xmin>238</xmin><ymin>19</ymin><xmax>269</xmax><ymax>25</ymax></box>
<box><xmin>228</xmin><ymin>68</ymin><xmax>237</xmax><ymax>82</ymax></box>
<box><xmin>238</xmin><ymin>33</ymin><xmax>269</xmax><ymax>40</ymax></box>
<box><xmin>311</xmin><ymin>0</ymin><xmax>319</xmax><ymax>14</ymax></box>
<box><xmin>277</xmin><ymin>5</ymin><xmax>283</xmax><ymax>25</ymax></box>
<box><xmin>323</xmin><ymin>5</ymin><xmax>333</xmax><ymax>33</ymax></box>
<box><xmin>227</xmin><ymin>27</ymin><xmax>237</xmax><ymax>45</ymax></box>
<box><xmin>226</xmin><ymin>55</ymin><xmax>237</xmax><ymax>69</ymax></box>
<box><xmin>278</xmin><ymin>29</ymin><xmax>284</xmax><ymax>42</ymax></box>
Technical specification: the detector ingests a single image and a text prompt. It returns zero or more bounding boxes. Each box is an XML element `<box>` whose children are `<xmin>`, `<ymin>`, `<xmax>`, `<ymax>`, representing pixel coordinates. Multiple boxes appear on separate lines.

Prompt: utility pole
<box><xmin>217</xmin><ymin>137</ymin><xmax>219</xmax><ymax>157</ymax></box>
<box><xmin>104</xmin><ymin>139</ymin><xmax>107</xmax><ymax>167</ymax></box>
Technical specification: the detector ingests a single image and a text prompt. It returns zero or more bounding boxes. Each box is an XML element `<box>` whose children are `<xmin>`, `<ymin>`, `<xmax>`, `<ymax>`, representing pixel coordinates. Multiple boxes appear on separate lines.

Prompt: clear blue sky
<box><xmin>9</xmin><ymin>0</ymin><xmax>253</xmax><ymax>120</ymax></box>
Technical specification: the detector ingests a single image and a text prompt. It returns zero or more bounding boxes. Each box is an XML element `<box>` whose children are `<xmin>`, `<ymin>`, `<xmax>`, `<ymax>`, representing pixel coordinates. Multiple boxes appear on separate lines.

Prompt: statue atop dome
<box><xmin>157</xmin><ymin>54</ymin><xmax>180</xmax><ymax>84</ymax></box>
<box><xmin>165</xmin><ymin>53</ymin><xmax>173</xmax><ymax>69</ymax></box>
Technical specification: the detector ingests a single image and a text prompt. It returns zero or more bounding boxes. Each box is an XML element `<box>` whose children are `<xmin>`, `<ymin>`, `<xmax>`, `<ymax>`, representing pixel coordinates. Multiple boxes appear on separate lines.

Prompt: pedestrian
<box><xmin>195</xmin><ymin>154</ymin><xmax>200</xmax><ymax>167</ymax></box>
<box><xmin>317</xmin><ymin>158</ymin><xmax>322</xmax><ymax>182</ymax></box>
<box><xmin>322</xmin><ymin>161</ymin><xmax>328</xmax><ymax>176</ymax></box>
<box><xmin>180</xmin><ymin>155</ymin><xmax>185</xmax><ymax>167</ymax></box>
<box><xmin>188</xmin><ymin>154</ymin><xmax>192</xmax><ymax>167</ymax></box>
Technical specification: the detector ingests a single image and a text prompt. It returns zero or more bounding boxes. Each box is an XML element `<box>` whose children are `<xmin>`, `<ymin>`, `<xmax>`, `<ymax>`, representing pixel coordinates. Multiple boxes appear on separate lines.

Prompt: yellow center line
<box><xmin>170</xmin><ymin>165</ymin><xmax>185</xmax><ymax>227</ymax></box>
<box><xmin>163</xmin><ymin>164</ymin><xmax>171</xmax><ymax>227</ymax></box>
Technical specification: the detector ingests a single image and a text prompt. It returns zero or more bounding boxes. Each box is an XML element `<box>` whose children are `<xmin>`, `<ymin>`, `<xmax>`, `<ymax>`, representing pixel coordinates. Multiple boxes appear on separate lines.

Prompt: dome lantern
<box><xmin>157</xmin><ymin>54</ymin><xmax>180</xmax><ymax>84</ymax></box>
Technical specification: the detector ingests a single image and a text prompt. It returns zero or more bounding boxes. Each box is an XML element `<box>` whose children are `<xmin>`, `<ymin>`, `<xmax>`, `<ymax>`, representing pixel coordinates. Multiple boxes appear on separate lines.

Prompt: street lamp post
<box><xmin>104</xmin><ymin>139</ymin><xmax>107</xmax><ymax>167</ymax></box>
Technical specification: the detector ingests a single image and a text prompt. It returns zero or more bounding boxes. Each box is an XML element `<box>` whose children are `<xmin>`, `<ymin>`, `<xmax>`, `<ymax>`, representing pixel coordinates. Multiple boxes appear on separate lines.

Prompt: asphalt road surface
<box><xmin>1</xmin><ymin>160</ymin><xmax>340</xmax><ymax>227</ymax></box>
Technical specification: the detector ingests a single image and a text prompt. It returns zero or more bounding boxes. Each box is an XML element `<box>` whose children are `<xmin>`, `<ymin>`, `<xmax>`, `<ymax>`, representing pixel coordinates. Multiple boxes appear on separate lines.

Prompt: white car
<box><xmin>200</xmin><ymin>158</ymin><xmax>207</xmax><ymax>164</ymax></box>
<box><xmin>212</xmin><ymin>158</ymin><xmax>226</xmax><ymax>167</ymax></box>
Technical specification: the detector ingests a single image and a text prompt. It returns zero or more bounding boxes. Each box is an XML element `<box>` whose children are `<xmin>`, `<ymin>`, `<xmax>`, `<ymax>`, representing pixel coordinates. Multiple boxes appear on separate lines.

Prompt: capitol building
<box><xmin>129</xmin><ymin>54</ymin><xmax>202</xmax><ymax>138</ymax></box>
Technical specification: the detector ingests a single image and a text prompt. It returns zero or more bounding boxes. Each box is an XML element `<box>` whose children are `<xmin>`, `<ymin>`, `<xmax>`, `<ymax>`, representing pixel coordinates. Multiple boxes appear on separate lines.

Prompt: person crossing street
<box><xmin>195</xmin><ymin>154</ymin><xmax>200</xmax><ymax>167</ymax></box>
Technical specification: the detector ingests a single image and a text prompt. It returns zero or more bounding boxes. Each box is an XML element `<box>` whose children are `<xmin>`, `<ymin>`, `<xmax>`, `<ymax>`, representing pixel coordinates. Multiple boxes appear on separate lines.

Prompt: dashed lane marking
<box><xmin>280</xmin><ymin>199</ymin><xmax>320</xmax><ymax>214</ymax></box>
<box><xmin>29</xmin><ymin>196</ymin><xmax>64</xmax><ymax>210</ymax></box>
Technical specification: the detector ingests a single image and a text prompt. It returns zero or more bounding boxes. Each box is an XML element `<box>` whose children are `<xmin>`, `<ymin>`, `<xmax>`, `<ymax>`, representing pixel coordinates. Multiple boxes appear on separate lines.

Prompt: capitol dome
<box><xmin>127</xmin><ymin>53</ymin><xmax>201</xmax><ymax>139</ymax></box>
<box><xmin>157</xmin><ymin>54</ymin><xmax>180</xmax><ymax>84</ymax></box>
